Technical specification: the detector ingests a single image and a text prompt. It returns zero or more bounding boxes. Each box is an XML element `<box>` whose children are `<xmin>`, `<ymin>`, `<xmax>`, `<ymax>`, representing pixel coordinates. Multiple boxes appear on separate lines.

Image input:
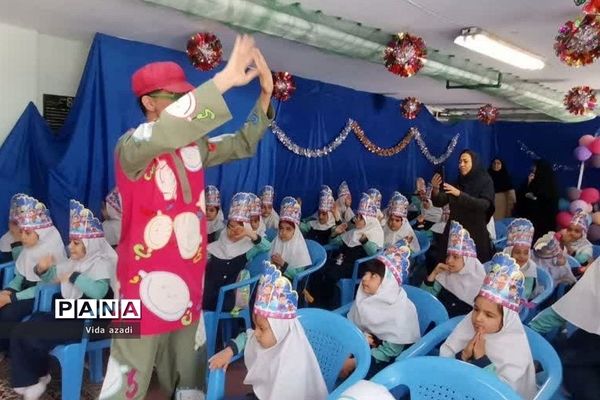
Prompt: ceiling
<box><xmin>2</xmin><ymin>0</ymin><xmax>599</xmax><ymax>120</ymax></box>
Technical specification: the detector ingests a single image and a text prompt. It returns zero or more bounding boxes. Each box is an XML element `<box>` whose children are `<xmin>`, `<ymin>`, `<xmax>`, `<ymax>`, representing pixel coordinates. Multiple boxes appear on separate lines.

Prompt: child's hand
<box><xmin>360</xmin><ymin>234</ymin><xmax>368</xmax><ymax>243</ymax></box>
<box><xmin>428</xmin><ymin>263</ymin><xmax>448</xmax><ymax>282</ymax></box>
<box><xmin>417</xmin><ymin>215</ymin><xmax>425</xmax><ymax>223</ymax></box>
<box><xmin>364</xmin><ymin>333</ymin><xmax>375</xmax><ymax>347</ymax></box>
<box><xmin>208</xmin><ymin>347</ymin><xmax>234</xmax><ymax>370</ymax></box>
<box><xmin>339</xmin><ymin>357</ymin><xmax>356</xmax><ymax>379</ymax></box>
<box><xmin>404</xmin><ymin>235</ymin><xmax>413</xmax><ymax>244</ymax></box>
<box><xmin>0</xmin><ymin>292</ymin><xmax>12</xmax><ymax>309</ymax></box>
<box><xmin>213</xmin><ymin>35</ymin><xmax>258</xmax><ymax>93</ymax></box>
<box><xmin>271</xmin><ymin>254</ymin><xmax>285</xmax><ymax>268</ymax></box>
<box><xmin>37</xmin><ymin>254</ymin><xmax>55</xmax><ymax>273</ymax></box>
<box><xmin>57</xmin><ymin>272</ymin><xmax>73</xmax><ymax>285</ymax></box>
<box><xmin>473</xmin><ymin>331</ymin><xmax>486</xmax><ymax>359</ymax></box>
<box><xmin>461</xmin><ymin>333</ymin><xmax>477</xmax><ymax>361</ymax></box>
<box><xmin>334</xmin><ymin>224</ymin><xmax>347</xmax><ymax>235</ymax></box>
<box><xmin>253</xmin><ymin>48</ymin><xmax>273</xmax><ymax>96</ymax></box>
<box><xmin>244</xmin><ymin>225</ymin><xmax>258</xmax><ymax>241</ymax></box>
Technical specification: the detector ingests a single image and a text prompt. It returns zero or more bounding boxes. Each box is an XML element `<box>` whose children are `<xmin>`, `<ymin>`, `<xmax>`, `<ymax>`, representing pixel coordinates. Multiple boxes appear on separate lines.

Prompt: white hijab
<box><xmin>383</xmin><ymin>220</ymin><xmax>420</xmax><ymax>252</ymax></box>
<box><xmin>421</xmin><ymin>199</ymin><xmax>443</xmax><ymax>223</ymax></box>
<box><xmin>102</xmin><ymin>203</ymin><xmax>121</xmax><ymax>247</ymax></box>
<box><xmin>569</xmin><ymin>236</ymin><xmax>593</xmax><ymax>261</ymax></box>
<box><xmin>58</xmin><ymin>237</ymin><xmax>117</xmax><ymax>299</ymax></box>
<box><xmin>207</xmin><ymin>209</ymin><xmax>226</xmax><ymax>235</ymax></box>
<box><xmin>263</xmin><ymin>210</ymin><xmax>280</xmax><ymax>231</ymax></box>
<box><xmin>16</xmin><ymin>226</ymin><xmax>67</xmax><ymax>282</ymax></box>
<box><xmin>269</xmin><ymin>224</ymin><xmax>311</xmax><ymax>270</ymax></box>
<box><xmin>0</xmin><ymin>231</ymin><xmax>17</xmax><ymax>253</ymax></box>
<box><xmin>244</xmin><ymin>318</ymin><xmax>328</xmax><ymax>400</ymax></box>
<box><xmin>308</xmin><ymin>212</ymin><xmax>336</xmax><ymax>231</ymax></box>
<box><xmin>207</xmin><ymin>222</ymin><xmax>254</xmax><ymax>260</ymax></box>
<box><xmin>436</xmin><ymin>256</ymin><xmax>486</xmax><ymax>305</ymax></box>
<box><xmin>552</xmin><ymin>256</ymin><xmax>600</xmax><ymax>335</ymax></box>
<box><xmin>440</xmin><ymin>309</ymin><xmax>537</xmax><ymax>400</ymax></box>
<box><xmin>342</xmin><ymin>215</ymin><xmax>384</xmax><ymax>248</ymax></box>
<box><xmin>349</xmin><ymin>269</ymin><xmax>420</xmax><ymax>344</ymax></box>
<box><xmin>336</xmin><ymin>197</ymin><xmax>355</xmax><ymax>223</ymax></box>
<box><xmin>254</xmin><ymin>217</ymin><xmax>267</xmax><ymax>237</ymax></box>
<box><xmin>503</xmin><ymin>247</ymin><xmax>538</xmax><ymax>279</ymax></box>
<box><xmin>338</xmin><ymin>380</ymin><xmax>395</xmax><ymax>400</ymax></box>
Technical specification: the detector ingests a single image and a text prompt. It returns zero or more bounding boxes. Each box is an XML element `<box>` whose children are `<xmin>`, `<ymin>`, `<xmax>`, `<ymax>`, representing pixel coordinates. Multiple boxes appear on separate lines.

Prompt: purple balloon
<box><xmin>592</xmin><ymin>154</ymin><xmax>600</xmax><ymax>169</ymax></box>
<box><xmin>574</xmin><ymin>145</ymin><xmax>593</xmax><ymax>161</ymax></box>
<box><xmin>567</xmin><ymin>187</ymin><xmax>582</xmax><ymax>201</ymax></box>
<box><xmin>588</xmin><ymin>224</ymin><xmax>600</xmax><ymax>242</ymax></box>
<box><xmin>570</xmin><ymin>199</ymin><xmax>592</xmax><ymax>214</ymax></box>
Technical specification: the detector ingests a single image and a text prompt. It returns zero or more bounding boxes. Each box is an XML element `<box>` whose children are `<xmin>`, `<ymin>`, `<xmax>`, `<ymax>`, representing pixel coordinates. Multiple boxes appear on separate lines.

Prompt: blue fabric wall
<box><xmin>1</xmin><ymin>33</ymin><xmax>598</xmax><ymax>237</ymax></box>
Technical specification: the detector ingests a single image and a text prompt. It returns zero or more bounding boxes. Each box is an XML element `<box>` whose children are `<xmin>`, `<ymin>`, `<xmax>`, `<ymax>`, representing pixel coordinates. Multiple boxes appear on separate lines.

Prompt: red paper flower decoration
<box><xmin>478</xmin><ymin>104</ymin><xmax>499</xmax><ymax>125</ymax></box>
<box><xmin>272</xmin><ymin>71</ymin><xmax>296</xmax><ymax>101</ymax></box>
<box><xmin>564</xmin><ymin>86</ymin><xmax>597</xmax><ymax>115</ymax></box>
<box><xmin>554</xmin><ymin>15</ymin><xmax>600</xmax><ymax>67</ymax></box>
<box><xmin>383</xmin><ymin>33</ymin><xmax>427</xmax><ymax>77</ymax></box>
<box><xmin>583</xmin><ymin>0</ymin><xmax>600</xmax><ymax>14</ymax></box>
<box><xmin>401</xmin><ymin>97</ymin><xmax>422</xmax><ymax>119</ymax></box>
<box><xmin>186</xmin><ymin>32</ymin><xmax>223</xmax><ymax>71</ymax></box>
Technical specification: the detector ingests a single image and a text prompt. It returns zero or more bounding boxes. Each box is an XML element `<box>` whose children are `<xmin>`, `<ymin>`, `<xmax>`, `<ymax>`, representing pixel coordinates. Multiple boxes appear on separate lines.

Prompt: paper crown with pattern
<box><xmin>338</xmin><ymin>181</ymin><xmax>351</xmax><ymax>198</ymax></box>
<box><xmin>479</xmin><ymin>252</ymin><xmax>525</xmax><ymax>312</ymax></box>
<box><xmin>248</xmin><ymin>193</ymin><xmax>261</xmax><ymax>217</ymax></box>
<box><xmin>205</xmin><ymin>185</ymin><xmax>221</xmax><ymax>207</ymax></box>
<box><xmin>447</xmin><ymin>220</ymin><xmax>477</xmax><ymax>258</ymax></box>
<box><xmin>254</xmin><ymin>262</ymin><xmax>298</xmax><ymax>319</ymax></box>
<box><xmin>357</xmin><ymin>192</ymin><xmax>378</xmax><ymax>218</ymax></box>
<box><xmin>279</xmin><ymin>196</ymin><xmax>302</xmax><ymax>225</ymax></box>
<box><xmin>9</xmin><ymin>193</ymin><xmax>25</xmax><ymax>222</ymax></box>
<box><xmin>228</xmin><ymin>192</ymin><xmax>252</xmax><ymax>223</ymax></box>
<box><xmin>367</xmin><ymin>188</ymin><xmax>382</xmax><ymax>209</ymax></box>
<box><xmin>533</xmin><ymin>231</ymin><xmax>562</xmax><ymax>259</ymax></box>
<box><xmin>319</xmin><ymin>185</ymin><xmax>335</xmax><ymax>212</ymax></box>
<box><xmin>259</xmin><ymin>185</ymin><xmax>275</xmax><ymax>206</ymax></box>
<box><xmin>387</xmin><ymin>193</ymin><xmax>409</xmax><ymax>218</ymax></box>
<box><xmin>376</xmin><ymin>243</ymin><xmax>411</xmax><ymax>286</ymax></box>
<box><xmin>15</xmin><ymin>194</ymin><xmax>53</xmax><ymax>230</ymax></box>
<box><xmin>69</xmin><ymin>200</ymin><xmax>104</xmax><ymax>239</ymax></box>
<box><xmin>570</xmin><ymin>209</ymin><xmax>591</xmax><ymax>232</ymax></box>
<box><xmin>105</xmin><ymin>187</ymin><xmax>122</xmax><ymax>215</ymax></box>
<box><xmin>506</xmin><ymin>218</ymin><xmax>535</xmax><ymax>248</ymax></box>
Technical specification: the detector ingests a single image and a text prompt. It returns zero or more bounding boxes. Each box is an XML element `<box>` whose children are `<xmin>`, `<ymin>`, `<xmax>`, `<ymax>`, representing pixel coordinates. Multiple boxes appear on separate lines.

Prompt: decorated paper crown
<box><xmin>387</xmin><ymin>193</ymin><xmax>409</xmax><ymax>218</ymax></box>
<box><xmin>447</xmin><ymin>220</ymin><xmax>477</xmax><ymax>258</ymax></box>
<box><xmin>279</xmin><ymin>196</ymin><xmax>302</xmax><ymax>225</ymax></box>
<box><xmin>260</xmin><ymin>185</ymin><xmax>275</xmax><ymax>206</ymax></box>
<box><xmin>319</xmin><ymin>185</ymin><xmax>335</xmax><ymax>212</ymax></box>
<box><xmin>479</xmin><ymin>252</ymin><xmax>525</xmax><ymax>312</ymax></box>
<box><xmin>338</xmin><ymin>181</ymin><xmax>351</xmax><ymax>198</ymax></box>
<box><xmin>15</xmin><ymin>194</ymin><xmax>53</xmax><ymax>230</ymax></box>
<box><xmin>228</xmin><ymin>192</ymin><xmax>252</xmax><ymax>223</ymax></box>
<box><xmin>570</xmin><ymin>209</ymin><xmax>591</xmax><ymax>232</ymax></box>
<box><xmin>376</xmin><ymin>244</ymin><xmax>411</xmax><ymax>286</ymax></box>
<box><xmin>8</xmin><ymin>193</ymin><xmax>26</xmax><ymax>222</ymax></box>
<box><xmin>254</xmin><ymin>262</ymin><xmax>298</xmax><ymax>319</ymax></box>
<box><xmin>105</xmin><ymin>187</ymin><xmax>122</xmax><ymax>215</ymax></box>
<box><xmin>205</xmin><ymin>185</ymin><xmax>221</xmax><ymax>207</ymax></box>
<box><xmin>367</xmin><ymin>188</ymin><xmax>382</xmax><ymax>209</ymax></box>
<box><xmin>506</xmin><ymin>218</ymin><xmax>535</xmax><ymax>248</ymax></box>
<box><xmin>248</xmin><ymin>193</ymin><xmax>261</xmax><ymax>217</ymax></box>
<box><xmin>69</xmin><ymin>200</ymin><xmax>104</xmax><ymax>239</ymax></box>
<box><xmin>357</xmin><ymin>192</ymin><xmax>378</xmax><ymax>218</ymax></box>
<box><xmin>533</xmin><ymin>231</ymin><xmax>562</xmax><ymax>259</ymax></box>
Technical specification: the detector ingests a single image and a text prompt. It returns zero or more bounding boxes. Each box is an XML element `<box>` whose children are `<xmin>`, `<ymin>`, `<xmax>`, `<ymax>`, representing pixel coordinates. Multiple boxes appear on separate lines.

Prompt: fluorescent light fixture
<box><xmin>454</xmin><ymin>27</ymin><xmax>545</xmax><ymax>70</ymax></box>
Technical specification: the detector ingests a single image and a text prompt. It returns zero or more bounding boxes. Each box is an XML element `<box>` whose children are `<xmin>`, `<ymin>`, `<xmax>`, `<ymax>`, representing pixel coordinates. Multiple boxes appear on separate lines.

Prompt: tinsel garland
<box><xmin>271</xmin><ymin>119</ymin><xmax>459</xmax><ymax>164</ymax></box>
<box><xmin>517</xmin><ymin>140</ymin><xmax>577</xmax><ymax>171</ymax></box>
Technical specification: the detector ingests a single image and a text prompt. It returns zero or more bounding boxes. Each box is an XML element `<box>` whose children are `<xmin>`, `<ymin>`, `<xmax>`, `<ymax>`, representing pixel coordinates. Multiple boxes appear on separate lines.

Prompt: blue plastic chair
<box><xmin>494</xmin><ymin>222</ymin><xmax>508</xmax><ymax>251</ymax></box>
<box><xmin>372</xmin><ymin>356</ymin><xmax>521</xmax><ymax>399</ymax></box>
<box><xmin>337</xmin><ymin>252</ymin><xmax>382</xmax><ymax>307</ymax></box>
<box><xmin>592</xmin><ymin>245</ymin><xmax>600</xmax><ymax>260</ymax></box>
<box><xmin>521</xmin><ymin>267</ymin><xmax>554</xmax><ymax>323</ymax></box>
<box><xmin>207</xmin><ymin>308</ymin><xmax>371</xmax><ymax>400</ymax></box>
<box><xmin>0</xmin><ymin>261</ymin><xmax>15</xmax><ymax>288</ymax></box>
<box><xmin>292</xmin><ymin>240</ymin><xmax>327</xmax><ymax>302</ymax></box>
<box><xmin>409</xmin><ymin>231</ymin><xmax>431</xmax><ymax>267</ymax></box>
<box><xmin>265</xmin><ymin>227</ymin><xmax>277</xmax><ymax>241</ymax></box>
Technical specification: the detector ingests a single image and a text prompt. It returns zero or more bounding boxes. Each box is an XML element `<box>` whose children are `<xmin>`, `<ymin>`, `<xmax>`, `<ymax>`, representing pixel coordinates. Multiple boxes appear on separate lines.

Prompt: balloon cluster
<box><xmin>573</xmin><ymin>134</ymin><xmax>600</xmax><ymax>164</ymax></box>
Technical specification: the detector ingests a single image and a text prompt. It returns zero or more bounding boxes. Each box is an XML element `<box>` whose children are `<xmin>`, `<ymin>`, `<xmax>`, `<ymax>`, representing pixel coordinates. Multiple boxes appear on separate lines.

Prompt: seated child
<box><xmin>336</xmin><ymin>181</ymin><xmax>355</xmax><ymax>223</ymax></box>
<box><xmin>503</xmin><ymin>218</ymin><xmax>537</xmax><ymax>300</ymax></box>
<box><xmin>344</xmin><ymin>245</ymin><xmax>420</xmax><ymax>378</ymax></box>
<box><xmin>203</xmin><ymin>193</ymin><xmax>271</xmax><ymax>311</ymax></box>
<box><xmin>367</xmin><ymin>188</ymin><xmax>385</xmax><ymax>223</ymax></box>
<box><xmin>440</xmin><ymin>252</ymin><xmax>537</xmax><ymax>400</ymax></box>
<box><xmin>532</xmin><ymin>232</ymin><xmax>577</xmax><ymax>286</ymax></box>
<box><xmin>208</xmin><ymin>263</ymin><xmax>328</xmax><ymax>400</ymax></box>
<box><xmin>205</xmin><ymin>185</ymin><xmax>226</xmax><ymax>244</ymax></box>
<box><xmin>249</xmin><ymin>193</ymin><xmax>267</xmax><ymax>237</ymax></box>
<box><xmin>529</xmin><ymin>256</ymin><xmax>600</xmax><ymax>399</ymax></box>
<box><xmin>560</xmin><ymin>209</ymin><xmax>593</xmax><ymax>268</ymax></box>
<box><xmin>260</xmin><ymin>185</ymin><xmax>279</xmax><ymax>230</ymax></box>
<box><xmin>382</xmin><ymin>193</ymin><xmax>420</xmax><ymax>253</ymax></box>
<box><xmin>0</xmin><ymin>195</ymin><xmax>67</xmax><ymax>356</ymax></box>
<box><xmin>414</xmin><ymin>185</ymin><xmax>443</xmax><ymax>232</ymax></box>
<box><xmin>10</xmin><ymin>200</ymin><xmax>116</xmax><ymax>399</ymax></box>
<box><xmin>300</xmin><ymin>185</ymin><xmax>339</xmax><ymax>245</ymax></box>
<box><xmin>269</xmin><ymin>197</ymin><xmax>311</xmax><ymax>281</ymax></box>
<box><xmin>0</xmin><ymin>194</ymin><xmax>23</xmax><ymax>262</ymax></box>
<box><xmin>421</xmin><ymin>221</ymin><xmax>486</xmax><ymax>317</ymax></box>
<box><xmin>101</xmin><ymin>187</ymin><xmax>122</xmax><ymax>247</ymax></box>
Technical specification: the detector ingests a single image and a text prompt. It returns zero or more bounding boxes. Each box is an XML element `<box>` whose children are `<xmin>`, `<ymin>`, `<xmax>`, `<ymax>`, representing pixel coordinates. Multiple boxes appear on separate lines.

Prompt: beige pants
<box><xmin>494</xmin><ymin>190</ymin><xmax>516</xmax><ymax>220</ymax></box>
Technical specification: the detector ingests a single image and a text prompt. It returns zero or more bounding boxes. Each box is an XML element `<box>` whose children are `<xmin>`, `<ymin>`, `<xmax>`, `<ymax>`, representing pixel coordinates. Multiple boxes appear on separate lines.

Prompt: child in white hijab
<box><xmin>260</xmin><ymin>185</ymin><xmax>280</xmax><ymax>230</ymax></box>
<box><xmin>101</xmin><ymin>187</ymin><xmax>122</xmax><ymax>247</ymax></box>
<box><xmin>367</xmin><ymin>188</ymin><xmax>385</xmax><ymax>223</ymax></box>
<box><xmin>300</xmin><ymin>185</ymin><xmax>340</xmax><ymax>245</ymax></box>
<box><xmin>269</xmin><ymin>197</ymin><xmax>311</xmax><ymax>281</ymax></box>
<box><xmin>344</xmin><ymin>244</ymin><xmax>420</xmax><ymax>378</ymax></box>
<box><xmin>204</xmin><ymin>193</ymin><xmax>271</xmax><ymax>311</ymax></box>
<box><xmin>560</xmin><ymin>209</ymin><xmax>594</xmax><ymax>268</ymax></box>
<box><xmin>532</xmin><ymin>232</ymin><xmax>577</xmax><ymax>286</ymax></box>
<box><xmin>382</xmin><ymin>193</ymin><xmax>420</xmax><ymax>253</ymax></box>
<box><xmin>421</xmin><ymin>221</ymin><xmax>486</xmax><ymax>317</ymax></box>
<box><xmin>0</xmin><ymin>195</ymin><xmax>67</xmax><ymax>356</ymax></box>
<box><xmin>249</xmin><ymin>193</ymin><xmax>267</xmax><ymax>238</ymax></box>
<box><xmin>10</xmin><ymin>199</ymin><xmax>116</xmax><ymax>400</ymax></box>
<box><xmin>205</xmin><ymin>185</ymin><xmax>226</xmax><ymax>244</ymax></box>
<box><xmin>0</xmin><ymin>194</ymin><xmax>24</xmax><ymax>262</ymax></box>
<box><xmin>503</xmin><ymin>218</ymin><xmax>537</xmax><ymax>300</ymax></box>
<box><xmin>336</xmin><ymin>181</ymin><xmax>355</xmax><ymax>223</ymax></box>
<box><xmin>441</xmin><ymin>252</ymin><xmax>537</xmax><ymax>400</ymax></box>
<box><xmin>209</xmin><ymin>262</ymin><xmax>328</xmax><ymax>400</ymax></box>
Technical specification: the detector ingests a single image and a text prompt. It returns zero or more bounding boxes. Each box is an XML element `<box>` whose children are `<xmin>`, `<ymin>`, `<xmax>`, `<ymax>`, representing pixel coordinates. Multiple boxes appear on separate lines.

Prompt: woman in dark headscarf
<box><xmin>516</xmin><ymin>159</ymin><xmax>559</xmax><ymax>241</ymax></box>
<box><xmin>431</xmin><ymin>149</ymin><xmax>495</xmax><ymax>263</ymax></box>
<box><xmin>488</xmin><ymin>158</ymin><xmax>516</xmax><ymax>220</ymax></box>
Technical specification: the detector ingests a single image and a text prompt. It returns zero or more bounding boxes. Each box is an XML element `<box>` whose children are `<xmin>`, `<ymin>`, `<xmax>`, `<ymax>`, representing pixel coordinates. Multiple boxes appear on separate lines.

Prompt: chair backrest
<box><xmin>414</xmin><ymin>231</ymin><xmax>431</xmax><ymax>254</ymax></box>
<box><xmin>495</xmin><ymin>222</ymin><xmax>508</xmax><ymax>241</ymax></box>
<box><xmin>265</xmin><ymin>228</ymin><xmax>277</xmax><ymax>242</ymax></box>
<box><xmin>404</xmin><ymin>285</ymin><xmax>449</xmax><ymax>335</ymax></box>
<box><xmin>593</xmin><ymin>245</ymin><xmax>600</xmax><ymax>260</ymax></box>
<box><xmin>372</xmin><ymin>356</ymin><xmax>521</xmax><ymax>400</ymax></box>
<box><xmin>0</xmin><ymin>261</ymin><xmax>15</xmax><ymax>288</ymax></box>
<box><xmin>246</xmin><ymin>251</ymin><xmax>269</xmax><ymax>277</ymax></box>
<box><xmin>305</xmin><ymin>240</ymin><xmax>327</xmax><ymax>269</ymax></box>
<box><xmin>297</xmin><ymin>308</ymin><xmax>371</xmax><ymax>396</ymax></box>
<box><xmin>566</xmin><ymin>255</ymin><xmax>580</xmax><ymax>268</ymax></box>
<box><xmin>532</xmin><ymin>266</ymin><xmax>554</xmax><ymax>305</ymax></box>
<box><xmin>524</xmin><ymin>327</ymin><xmax>562</xmax><ymax>400</ymax></box>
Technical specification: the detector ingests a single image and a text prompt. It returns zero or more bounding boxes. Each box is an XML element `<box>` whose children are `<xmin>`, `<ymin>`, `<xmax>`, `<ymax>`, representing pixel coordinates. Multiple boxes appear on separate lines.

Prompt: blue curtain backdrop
<box><xmin>0</xmin><ymin>33</ymin><xmax>599</xmax><ymax>237</ymax></box>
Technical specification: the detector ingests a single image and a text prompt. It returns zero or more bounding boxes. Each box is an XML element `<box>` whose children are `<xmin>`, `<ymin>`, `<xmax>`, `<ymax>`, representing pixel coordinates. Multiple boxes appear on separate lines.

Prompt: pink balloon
<box><xmin>580</xmin><ymin>188</ymin><xmax>600</xmax><ymax>204</ymax></box>
<box><xmin>592</xmin><ymin>154</ymin><xmax>600</xmax><ymax>169</ymax></box>
<box><xmin>590</xmin><ymin>137</ymin><xmax>600</xmax><ymax>155</ymax></box>
<box><xmin>592</xmin><ymin>211</ymin><xmax>600</xmax><ymax>225</ymax></box>
<box><xmin>588</xmin><ymin>224</ymin><xmax>600</xmax><ymax>242</ymax></box>
<box><xmin>579</xmin><ymin>134</ymin><xmax>596</xmax><ymax>147</ymax></box>
<box><xmin>557</xmin><ymin>211</ymin><xmax>573</xmax><ymax>229</ymax></box>
<box><xmin>567</xmin><ymin>187</ymin><xmax>582</xmax><ymax>201</ymax></box>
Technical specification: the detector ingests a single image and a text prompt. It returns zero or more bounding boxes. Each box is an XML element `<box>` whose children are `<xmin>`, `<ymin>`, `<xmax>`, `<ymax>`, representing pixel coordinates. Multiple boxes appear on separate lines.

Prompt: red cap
<box><xmin>131</xmin><ymin>61</ymin><xmax>195</xmax><ymax>97</ymax></box>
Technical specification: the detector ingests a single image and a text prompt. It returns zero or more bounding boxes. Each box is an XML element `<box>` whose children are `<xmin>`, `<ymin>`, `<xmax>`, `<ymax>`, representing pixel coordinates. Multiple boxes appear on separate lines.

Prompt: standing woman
<box><xmin>488</xmin><ymin>158</ymin><xmax>516</xmax><ymax>220</ymax></box>
<box><xmin>431</xmin><ymin>150</ymin><xmax>495</xmax><ymax>263</ymax></box>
